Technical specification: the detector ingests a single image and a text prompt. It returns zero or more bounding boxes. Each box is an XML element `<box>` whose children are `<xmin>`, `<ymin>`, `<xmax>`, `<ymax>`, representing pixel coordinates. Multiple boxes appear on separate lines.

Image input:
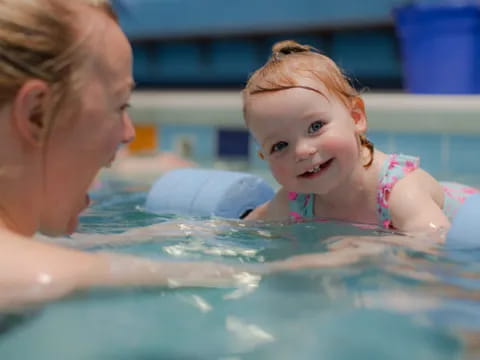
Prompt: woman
<box><xmin>0</xmin><ymin>0</ymin><xmax>267</xmax><ymax>308</ymax></box>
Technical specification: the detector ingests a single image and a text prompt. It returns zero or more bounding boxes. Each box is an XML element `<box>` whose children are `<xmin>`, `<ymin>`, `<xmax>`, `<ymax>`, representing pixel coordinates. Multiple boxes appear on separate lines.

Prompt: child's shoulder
<box><xmin>387</xmin><ymin>156</ymin><xmax>444</xmax><ymax>210</ymax></box>
<box><xmin>265</xmin><ymin>188</ymin><xmax>292</xmax><ymax>220</ymax></box>
<box><xmin>245</xmin><ymin>187</ymin><xmax>294</xmax><ymax>221</ymax></box>
<box><xmin>377</xmin><ymin>151</ymin><xmax>442</xmax><ymax>191</ymax></box>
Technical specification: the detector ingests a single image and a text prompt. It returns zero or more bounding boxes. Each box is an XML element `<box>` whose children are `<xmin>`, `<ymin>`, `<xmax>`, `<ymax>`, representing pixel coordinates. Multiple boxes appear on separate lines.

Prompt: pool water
<box><xmin>0</xmin><ymin>177</ymin><xmax>479</xmax><ymax>359</ymax></box>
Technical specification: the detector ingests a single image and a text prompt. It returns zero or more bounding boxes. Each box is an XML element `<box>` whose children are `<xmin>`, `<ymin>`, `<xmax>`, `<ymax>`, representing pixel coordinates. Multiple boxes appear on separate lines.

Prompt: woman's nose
<box><xmin>121</xmin><ymin>113</ymin><xmax>136</xmax><ymax>145</ymax></box>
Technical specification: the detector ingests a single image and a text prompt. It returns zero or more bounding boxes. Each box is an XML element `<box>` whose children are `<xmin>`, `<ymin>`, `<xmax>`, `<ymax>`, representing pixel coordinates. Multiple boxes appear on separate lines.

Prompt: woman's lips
<box><xmin>299</xmin><ymin>158</ymin><xmax>334</xmax><ymax>178</ymax></box>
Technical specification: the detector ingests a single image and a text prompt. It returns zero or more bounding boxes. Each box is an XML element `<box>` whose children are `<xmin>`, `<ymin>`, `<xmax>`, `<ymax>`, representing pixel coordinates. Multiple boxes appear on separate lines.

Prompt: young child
<box><xmin>243</xmin><ymin>40</ymin><xmax>478</xmax><ymax>233</ymax></box>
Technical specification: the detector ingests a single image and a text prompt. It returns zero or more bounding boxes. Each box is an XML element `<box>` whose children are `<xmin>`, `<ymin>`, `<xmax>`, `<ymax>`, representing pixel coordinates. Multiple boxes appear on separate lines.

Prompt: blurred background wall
<box><xmin>113</xmin><ymin>0</ymin><xmax>408</xmax><ymax>90</ymax></box>
<box><xmin>111</xmin><ymin>0</ymin><xmax>480</xmax><ymax>184</ymax></box>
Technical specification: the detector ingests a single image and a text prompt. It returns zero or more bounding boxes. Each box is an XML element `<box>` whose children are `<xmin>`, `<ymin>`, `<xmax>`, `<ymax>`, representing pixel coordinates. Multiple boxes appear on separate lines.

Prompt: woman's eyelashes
<box><xmin>271</xmin><ymin>141</ymin><xmax>288</xmax><ymax>154</ymax></box>
<box><xmin>307</xmin><ymin>120</ymin><xmax>325</xmax><ymax>134</ymax></box>
<box><xmin>120</xmin><ymin>103</ymin><xmax>131</xmax><ymax>112</ymax></box>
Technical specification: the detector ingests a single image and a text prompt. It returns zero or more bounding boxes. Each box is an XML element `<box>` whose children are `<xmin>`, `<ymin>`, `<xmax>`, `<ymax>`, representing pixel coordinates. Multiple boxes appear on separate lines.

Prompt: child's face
<box><xmin>246</xmin><ymin>84</ymin><xmax>366</xmax><ymax>194</ymax></box>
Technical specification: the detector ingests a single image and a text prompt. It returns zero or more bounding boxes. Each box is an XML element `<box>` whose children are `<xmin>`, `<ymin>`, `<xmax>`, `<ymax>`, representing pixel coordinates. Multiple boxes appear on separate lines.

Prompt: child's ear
<box><xmin>350</xmin><ymin>97</ymin><xmax>367</xmax><ymax>134</ymax></box>
<box><xmin>257</xmin><ymin>150</ymin><xmax>265</xmax><ymax>160</ymax></box>
<box><xmin>11</xmin><ymin>79</ymin><xmax>49</xmax><ymax>147</ymax></box>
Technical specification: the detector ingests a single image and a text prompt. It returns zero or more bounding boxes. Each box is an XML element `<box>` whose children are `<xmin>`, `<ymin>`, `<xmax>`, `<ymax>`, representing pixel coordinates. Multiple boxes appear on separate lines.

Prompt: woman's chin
<box><xmin>81</xmin><ymin>193</ymin><xmax>91</xmax><ymax>213</ymax></box>
<box><xmin>39</xmin><ymin>223</ymin><xmax>74</xmax><ymax>237</ymax></box>
<box><xmin>60</xmin><ymin>195</ymin><xmax>90</xmax><ymax>235</ymax></box>
<box><xmin>67</xmin><ymin>194</ymin><xmax>91</xmax><ymax>234</ymax></box>
<box><xmin>64</xmin><ymin>214</ymin><xmax>81</xmax><ymax>235</ymax></box>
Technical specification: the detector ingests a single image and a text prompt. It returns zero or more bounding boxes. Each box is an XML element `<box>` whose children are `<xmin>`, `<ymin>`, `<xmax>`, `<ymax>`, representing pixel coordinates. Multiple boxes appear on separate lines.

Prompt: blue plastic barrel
<box><xmin>394</xmin><ymin>3</ymin><xmax>480</xmax><ymax>94</ymax></box>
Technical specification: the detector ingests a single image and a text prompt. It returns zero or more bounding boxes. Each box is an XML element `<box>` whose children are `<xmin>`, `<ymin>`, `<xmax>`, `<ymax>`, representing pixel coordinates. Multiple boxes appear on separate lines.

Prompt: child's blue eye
<box><xmin>271</xmin><ymin>141</ymin><xmax>288</xmax><ymax>153</ymax></box>
<box><xmin>308</xmin><ymin>121</ymin><xmax>324</xmax><ymax>134</ymax></box>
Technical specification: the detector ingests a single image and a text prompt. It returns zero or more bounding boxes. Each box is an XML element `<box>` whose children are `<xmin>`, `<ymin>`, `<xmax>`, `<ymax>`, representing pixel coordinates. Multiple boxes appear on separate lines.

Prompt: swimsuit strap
<box><xmin>288</xmin><ymin>191</ymin><xmax>314</xmax><ymax>220</ymax></box>
<box><xmin>376</xmin><ymin>153</ymin><xmax>420</xmax><ymax>228</ymax></box>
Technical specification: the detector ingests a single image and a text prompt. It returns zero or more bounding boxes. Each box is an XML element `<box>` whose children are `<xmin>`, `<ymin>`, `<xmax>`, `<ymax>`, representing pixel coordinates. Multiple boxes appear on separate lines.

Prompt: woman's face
<box><xmin>39</xmin><ymin>12</ymin><xmax>135</xmax><ymax>236</ymax></box>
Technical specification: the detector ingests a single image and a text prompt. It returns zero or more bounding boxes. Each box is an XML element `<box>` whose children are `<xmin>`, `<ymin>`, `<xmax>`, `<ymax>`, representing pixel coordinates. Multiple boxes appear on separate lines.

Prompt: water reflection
<box><xmin>3</xmin><ymin>180</ymin><xmax>478</xmax><ymax>359</ymax></box>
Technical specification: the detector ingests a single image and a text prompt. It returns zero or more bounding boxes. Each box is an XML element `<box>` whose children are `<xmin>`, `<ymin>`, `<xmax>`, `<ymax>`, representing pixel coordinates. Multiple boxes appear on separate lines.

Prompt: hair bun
<box><xmin>271</xmin><ymin>40</ymin><xmax>311</xmax><ymax>57</ymax></box>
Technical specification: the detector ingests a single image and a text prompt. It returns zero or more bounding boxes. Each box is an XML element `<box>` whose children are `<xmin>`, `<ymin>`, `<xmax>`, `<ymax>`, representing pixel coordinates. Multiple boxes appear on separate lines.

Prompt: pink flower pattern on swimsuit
<box><xmin>290</xmin><ymin>211</ymin><xmax>303</xmax><ymax>221</ymax></box>
<box><xmin>376</xmin><ymin>154</ymin><xmax>420</xmax><ymax>229</ymax></box>
<box><xmin>404</xmin><ymin>160</ymin><xmax>417</xmax><ymax>173</ymax></box>
<box><xmin>388</xmin><ymin>157</ymin><xmax>399</xmax><ymax>170</ymax></box>
<box><xmin>442</xmin><ymin>183</ymin><xmax>479</xmax><ymax>218</ymax></box>
<box><xmin>303</xmin><ymin>194</ymin><xmax>311</xmax><ymax>207</ymax></box>
<box><xmin>288</xmin><ymin>192</ymin><xmax>312</xmax><ymax>220</ymax></box>
<box><xmin>463</xmin><ymin>187</ymin><xmax>478</xmax><ymax>195</ymax></box>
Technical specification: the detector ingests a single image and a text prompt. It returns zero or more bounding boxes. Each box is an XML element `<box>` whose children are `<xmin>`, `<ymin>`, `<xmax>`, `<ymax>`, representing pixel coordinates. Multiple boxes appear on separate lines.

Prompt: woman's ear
<box><xmin>11</xmin><ymin>80</ymin><xmax>49</xmax><ymax>147</ymax></box>
<box><xmin>257</xmin><ymin>150</ymin><xmax>265</xmax><ymax>160</ymax></box>
<box><xmin>350</xmin><ymin>97</ymin><xmax>367</xmax><ymax>134</ymax></box>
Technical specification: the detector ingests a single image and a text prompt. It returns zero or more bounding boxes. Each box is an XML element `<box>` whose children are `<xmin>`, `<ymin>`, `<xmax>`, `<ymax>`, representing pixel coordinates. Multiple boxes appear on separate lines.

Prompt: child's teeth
<box><xmin>308</xmin><ymin>165</ymin><xmax>321</xmax><ymax>174</ymax></box>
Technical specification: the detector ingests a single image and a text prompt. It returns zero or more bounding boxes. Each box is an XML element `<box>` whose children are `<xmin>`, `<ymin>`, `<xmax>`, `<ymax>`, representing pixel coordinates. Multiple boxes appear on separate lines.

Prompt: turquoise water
<box><xmin>0</xmin><ymin>177</ymin><xmax>479</xmax><ymax>359</ymax></box>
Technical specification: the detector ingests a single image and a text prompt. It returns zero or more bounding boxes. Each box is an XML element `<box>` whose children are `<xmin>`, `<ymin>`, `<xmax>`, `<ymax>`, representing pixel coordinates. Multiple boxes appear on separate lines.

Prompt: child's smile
<box><xmin>298</xmin><ymin>158</ymin><xmax>334</xmax><ymax>179</ymax></box>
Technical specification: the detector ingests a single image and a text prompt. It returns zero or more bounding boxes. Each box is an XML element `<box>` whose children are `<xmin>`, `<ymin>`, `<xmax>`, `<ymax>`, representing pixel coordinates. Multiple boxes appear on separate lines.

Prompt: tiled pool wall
<box><xmin>122</xmin><ymin>0</ymin><xmax>405</xmax><ymax>89</ymax></box>
<box><xmin>131</xmin><ymin>30</ymin><xmax>401</xmax><ymax>89</ymax></box>
<box><xmin>129</xmin><ymin>92</ymin><xmax>480</xmax><ymax>184</ymax></box>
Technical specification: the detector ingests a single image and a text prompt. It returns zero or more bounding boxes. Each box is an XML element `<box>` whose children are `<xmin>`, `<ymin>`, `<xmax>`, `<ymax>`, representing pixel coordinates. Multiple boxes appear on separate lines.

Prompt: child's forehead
<box><xmin>291</xmin><ymin>75</ymin><xmax>332</xmax><ymax>97</ymax></box>
<box><xmin>248</xmin><ymin>85</ymin><xmax>332</xmax><ymax>111</ymax></box>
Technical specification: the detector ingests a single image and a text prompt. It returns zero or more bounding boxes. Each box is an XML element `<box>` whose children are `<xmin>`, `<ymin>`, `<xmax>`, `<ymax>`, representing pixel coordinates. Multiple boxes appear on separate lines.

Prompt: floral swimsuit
<box><xmin>288</xmin><ymin>153</ymin><xmax>479</xmax><ymax>229</ymax></box>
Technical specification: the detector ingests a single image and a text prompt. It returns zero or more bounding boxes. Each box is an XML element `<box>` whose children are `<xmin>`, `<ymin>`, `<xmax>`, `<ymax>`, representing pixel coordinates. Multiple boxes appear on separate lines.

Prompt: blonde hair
<box><xmin>243</xmin><ymin>40</ymin><xmax>374</xmax><ymax>168</ymax></box>
<box><xmin>0</xmin><ymin>0</ymin><xmax>117</xmax><ymax>133</ymax></box>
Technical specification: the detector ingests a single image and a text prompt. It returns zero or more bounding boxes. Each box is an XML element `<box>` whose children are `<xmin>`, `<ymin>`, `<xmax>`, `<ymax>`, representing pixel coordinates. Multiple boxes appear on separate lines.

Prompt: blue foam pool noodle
<box><xmin>446</xmin><ymin>193</ymin><xmax>480</xmax><ymax>250</ymax></box>
<box><xmin>145</xmin><ymin>168</ymin><xmax>275</xmax><ymax>218</ymax></box>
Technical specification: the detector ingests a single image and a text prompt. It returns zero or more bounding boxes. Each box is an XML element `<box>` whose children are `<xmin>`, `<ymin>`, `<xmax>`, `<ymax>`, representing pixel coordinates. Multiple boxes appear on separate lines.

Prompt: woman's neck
<box><xmin>0</xmin><ymin>206</ymin><xmax>36</xmax><ymax>238</ymax></box>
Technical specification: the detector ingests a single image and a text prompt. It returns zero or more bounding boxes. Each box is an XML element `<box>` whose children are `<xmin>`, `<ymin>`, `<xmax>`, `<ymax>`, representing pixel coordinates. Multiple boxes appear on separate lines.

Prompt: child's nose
<box><xmin>295</xmin><ymin>140</ymin><xmax>316</xmax><ymax>161</ymax></box>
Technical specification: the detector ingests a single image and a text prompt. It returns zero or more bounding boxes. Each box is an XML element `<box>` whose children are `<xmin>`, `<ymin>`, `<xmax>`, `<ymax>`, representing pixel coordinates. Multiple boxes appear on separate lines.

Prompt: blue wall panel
<box><xmin>123</xmin><ymin>0</ymin><xmax>404</xmax><ymax>87</ymax></box>
<box><xmin>115</xmin><ymin>0</ymin><xmax>406</xmax><ymax>40</ymax></box>
<box><xmin>132</xmin><ymin>44</ymin><xmax>153</xmax><ymax>84</ymax></box>
<box><xmin>210</xmin><ymin>40</ymin><xmax>260</xmax><ymax>80</ymax></box>
<box><xmin>217</xmin><ymin>129</ymin><xmax>250</xmax><ymax>158</ymax></box>
<box><xmin>155</xmin><ymin>42</ymin><xmax>209</xmax><ymax>83</ymax></box>
<box><xmin>332</xmin><ymin>31</ymin><xmax>401</xmax><ymax>79</ymax></box>
<box><xmin>449</xmin><ymin>135</ymin><xmax>480</xmax><ymax>175</ymax></box>
<box><xmin>393</xmin><ymin>134</ymin><xmax>443</xmax><ymax>175</ymax></box>
<box><xmin>367</xmin><ymin>131</ymin><xmax>394</xmax><ymax>154</ymax></box>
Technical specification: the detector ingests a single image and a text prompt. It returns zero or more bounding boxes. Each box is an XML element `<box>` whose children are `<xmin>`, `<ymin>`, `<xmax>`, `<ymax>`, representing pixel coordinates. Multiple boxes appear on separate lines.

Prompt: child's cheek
<box><xmin>270</xmin><ymin>161</ymin><xmax>290</xmax><ymax>183</ymax></box>
<box><xmin>321</xmin><ymin>134</ymin><xmax>356</xmax><ymax>155</ymax></box>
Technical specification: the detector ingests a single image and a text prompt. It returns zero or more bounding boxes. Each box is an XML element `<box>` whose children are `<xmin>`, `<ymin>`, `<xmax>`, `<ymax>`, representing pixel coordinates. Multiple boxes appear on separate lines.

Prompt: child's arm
<box><xmin>388</xmin><ymin>169</ymin><xmax>450</xmax><ymax>234</ymax></box>
<box><xmin>244</xmin><ymin>188</ymin><xmax>290</xmax><ymax>221</ymax></box>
